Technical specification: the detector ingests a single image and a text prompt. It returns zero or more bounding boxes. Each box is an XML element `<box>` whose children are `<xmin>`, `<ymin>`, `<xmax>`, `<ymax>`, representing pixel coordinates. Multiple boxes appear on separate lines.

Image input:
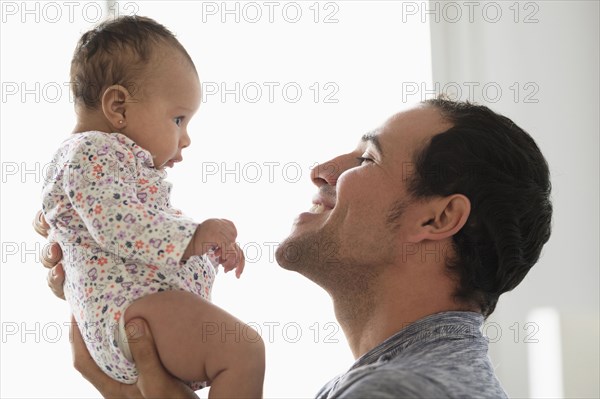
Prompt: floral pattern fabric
<box><xmin>42</xmin><ymin>131</ymin><xmax>214</xmax><ymax>387</ymax></box>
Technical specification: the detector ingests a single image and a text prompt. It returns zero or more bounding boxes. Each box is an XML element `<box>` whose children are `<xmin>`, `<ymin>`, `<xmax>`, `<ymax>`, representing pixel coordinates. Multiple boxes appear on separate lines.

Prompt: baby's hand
<box><xmin>196</xmin><ymin>219</ymin><xmax>245</xmax><ymax>278</ymax></box>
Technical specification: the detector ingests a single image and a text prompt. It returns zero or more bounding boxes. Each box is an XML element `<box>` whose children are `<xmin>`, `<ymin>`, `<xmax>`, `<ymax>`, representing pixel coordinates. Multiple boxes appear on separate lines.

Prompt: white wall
<box><xmin>0</xmin><ymin>1</ymin><xmax>432</xmax><ymax>397</ymax></box>
<box><xmin>427</xmin><ymin>1</ymin><xmax>599</xmax><ymax>397</ymax></box>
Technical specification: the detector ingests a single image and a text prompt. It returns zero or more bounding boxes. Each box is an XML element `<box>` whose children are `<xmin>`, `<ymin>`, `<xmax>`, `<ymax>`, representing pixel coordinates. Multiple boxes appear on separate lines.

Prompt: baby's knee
<box><xmin>238</xmin><ymin>326</ymin><xmax>266</xmax><ymax>370</ymax></box>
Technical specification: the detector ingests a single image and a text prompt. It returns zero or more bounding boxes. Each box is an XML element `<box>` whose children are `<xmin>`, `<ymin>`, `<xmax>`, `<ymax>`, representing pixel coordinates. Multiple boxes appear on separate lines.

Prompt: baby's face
<box><xmin>121</xmin><ymin>49</ymin><xmax>201</xmax><ymax>169</ymax></box>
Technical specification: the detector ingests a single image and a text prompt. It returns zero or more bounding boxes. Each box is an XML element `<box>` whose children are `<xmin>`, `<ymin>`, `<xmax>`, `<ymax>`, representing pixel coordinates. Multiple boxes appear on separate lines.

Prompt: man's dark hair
<box><xmin>409</xmin><ymin>97</ymin><xmax>552</xmax><ymax>317</ymax></box>
<box><xmin>70</xmin><ymin>15</ymin><xmax>195</xmax><ymax>109</ymax></box>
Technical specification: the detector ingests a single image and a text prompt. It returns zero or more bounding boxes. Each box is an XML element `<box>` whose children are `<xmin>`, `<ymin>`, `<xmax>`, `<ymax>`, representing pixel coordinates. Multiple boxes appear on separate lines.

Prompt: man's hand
<box><xmin>33</xmin><ymin>210</ymin><xmax>50</xmax><ymax>239</ymax></box>
<box><xmin>71</xmin><ymin>317</ymin><xmax>199</xmax><ymax>398</ymax></box>
<box><xmin>33</xmin><ymin>210</ymin><xmax>66</xmax><ymax>300</ymax></box>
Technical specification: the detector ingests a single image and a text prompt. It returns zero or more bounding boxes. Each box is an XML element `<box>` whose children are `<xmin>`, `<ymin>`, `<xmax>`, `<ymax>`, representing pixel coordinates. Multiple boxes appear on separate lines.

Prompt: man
<box><xmin>38</xmin><ymin>98</ymin><xmax>552</xmax><ymax>397</ymax></box>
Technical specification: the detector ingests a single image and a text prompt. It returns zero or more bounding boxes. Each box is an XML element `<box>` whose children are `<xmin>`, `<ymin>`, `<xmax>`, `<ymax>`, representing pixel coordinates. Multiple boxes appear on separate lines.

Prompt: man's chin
<box><xmin>275</xmin><ymin>228</ymin><xmax>338</xmax><ymax>272</ymax></box>
<box><xmin>275</xmin><ymin>237</ymin><xmax>301</xmax><ymax>271</ymax></box>
<box><xmin>275</xmin><ymin>227</ymin><xmax>320</xmax><ymax>270</ymax></box>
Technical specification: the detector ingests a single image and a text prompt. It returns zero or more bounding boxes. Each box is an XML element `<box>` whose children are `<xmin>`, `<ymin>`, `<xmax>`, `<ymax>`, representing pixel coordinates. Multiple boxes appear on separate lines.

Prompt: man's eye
<box><xmin>356</xmin><ymin>156</ymin><xmax>374</xmax><ymax>165</ymax></box>
<box><xmin>174</xmin><ymin>116</ymin><xmax>184</xmax><ymax>126</ymax></box>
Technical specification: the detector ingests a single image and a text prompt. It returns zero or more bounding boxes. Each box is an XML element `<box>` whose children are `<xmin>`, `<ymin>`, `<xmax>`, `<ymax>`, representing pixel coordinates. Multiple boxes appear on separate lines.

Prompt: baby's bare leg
<box><xmin>124</xmin><ymin>291</ymin><xmax>265</xmax><ymax>398</ymax></box>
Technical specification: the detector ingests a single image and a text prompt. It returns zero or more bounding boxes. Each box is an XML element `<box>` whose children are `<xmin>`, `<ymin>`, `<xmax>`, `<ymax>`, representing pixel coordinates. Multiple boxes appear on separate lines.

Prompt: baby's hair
<box><xmin>70</xmin><ymin>15</ymin><xmax>195</xmax><ymax>109</ymax></box>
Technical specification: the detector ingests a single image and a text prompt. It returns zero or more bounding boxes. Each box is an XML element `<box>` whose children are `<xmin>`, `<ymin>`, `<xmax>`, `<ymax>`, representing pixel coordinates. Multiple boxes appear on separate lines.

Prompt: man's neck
<box><xmin>331</xmin><ymin>270</ymin><xmax>475</xmax><ymax>360</ymax></box>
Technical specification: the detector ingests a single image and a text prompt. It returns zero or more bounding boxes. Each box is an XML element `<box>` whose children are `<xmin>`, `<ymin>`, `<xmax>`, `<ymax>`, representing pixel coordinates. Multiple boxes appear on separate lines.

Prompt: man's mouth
<box><xmin>304</xmin><ymin>187</ymin><xmax>337</xmax><ymax>215</ymax></box>
<box><xmin>309</xmin><ymin>203</ymin><xmax>327</xmax><ymax>214</ymax></box>
<box><xmin>309</xmin><ymin>194</ymin><xmax>335</xmax><ymax>214</ymax></box>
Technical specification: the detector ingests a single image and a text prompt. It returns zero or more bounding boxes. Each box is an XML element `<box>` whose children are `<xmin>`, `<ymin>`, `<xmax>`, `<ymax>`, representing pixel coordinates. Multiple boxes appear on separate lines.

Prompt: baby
<box><xmin>41</xmin><ymin>16</ymin><xmax>264</xmax><ymax>396</ymax></box>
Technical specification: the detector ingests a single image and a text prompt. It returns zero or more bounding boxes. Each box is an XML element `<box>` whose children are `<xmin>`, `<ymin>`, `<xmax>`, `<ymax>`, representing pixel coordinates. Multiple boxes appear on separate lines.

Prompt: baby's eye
<box><xmin>174</xmin><ymin>116</ymin><xmax>184</xmax><ymax>126</ymax></box>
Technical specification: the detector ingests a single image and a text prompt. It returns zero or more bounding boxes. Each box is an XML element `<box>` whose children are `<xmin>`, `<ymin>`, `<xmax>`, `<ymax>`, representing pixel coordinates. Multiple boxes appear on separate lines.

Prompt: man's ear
<box><xmin>101</xmin><ymin>85</ymin><xmax>130</xmax><ymax>131</ymax></box>
<box><xmin>409</xmin><ymin>194</ymin><xmax>471</xmax><ymax>243</ymax></box>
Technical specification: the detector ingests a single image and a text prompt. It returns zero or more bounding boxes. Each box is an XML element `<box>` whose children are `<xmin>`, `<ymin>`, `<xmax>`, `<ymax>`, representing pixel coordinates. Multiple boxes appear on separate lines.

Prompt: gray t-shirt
<box><xmin>316</xmin><ymin>311</ymin><xmax>507</xmax><ymax>398</ymax></box>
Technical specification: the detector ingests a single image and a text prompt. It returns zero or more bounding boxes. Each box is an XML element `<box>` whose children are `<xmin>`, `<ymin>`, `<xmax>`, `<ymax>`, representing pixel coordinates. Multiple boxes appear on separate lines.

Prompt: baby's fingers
<box><xmin>234</xmin><ymin>245</ymin><xmax>245</xmax><ymax>278</ymax></box>
<box><xmin>221</xmin><ymin>243</ymin><xmax>244</xmax><ymax>278</ymax></box>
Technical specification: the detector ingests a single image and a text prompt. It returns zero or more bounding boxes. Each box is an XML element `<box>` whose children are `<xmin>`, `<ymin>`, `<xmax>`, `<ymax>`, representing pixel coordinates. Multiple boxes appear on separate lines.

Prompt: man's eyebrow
<box><xmin>361</xmin><ymin>132</ymin><xmax>383</xmax><ymax>156</ymax></box>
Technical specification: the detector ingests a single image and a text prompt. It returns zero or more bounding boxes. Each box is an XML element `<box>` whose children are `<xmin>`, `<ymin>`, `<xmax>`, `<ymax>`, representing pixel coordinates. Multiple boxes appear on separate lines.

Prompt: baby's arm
<box><xmin>48</xmin><ymin>133</ymin><xmax>195</xmax><ymax>268</ymax></box>
<box><xmin>183</xmin><ymin>218</ymin><xmax>245</xmax><ymax>278</ymax></box>
<box><xmin>51</xmin><ymin>133</ymin><xmax>243</xmax><ymax>274</ymax></box>
<box><xmin>124</xmin><ymin>291</ymin><xmax>265</xmax><ymax>398</ymax></box>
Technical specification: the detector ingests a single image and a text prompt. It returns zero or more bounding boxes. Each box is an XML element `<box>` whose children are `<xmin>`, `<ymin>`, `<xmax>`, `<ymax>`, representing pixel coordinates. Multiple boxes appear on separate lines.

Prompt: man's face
<box><xmin>276</xmin><ymin>106</ymin><xmax>453</xmax><ymax>290</ymax></box>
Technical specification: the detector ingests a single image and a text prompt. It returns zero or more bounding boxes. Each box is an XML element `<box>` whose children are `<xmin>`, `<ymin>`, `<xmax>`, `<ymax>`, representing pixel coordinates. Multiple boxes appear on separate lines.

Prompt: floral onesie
<box><xmin>41</xmin><ymin>131</ymin><xmax>215</xmax><ymax>388</ymax></box>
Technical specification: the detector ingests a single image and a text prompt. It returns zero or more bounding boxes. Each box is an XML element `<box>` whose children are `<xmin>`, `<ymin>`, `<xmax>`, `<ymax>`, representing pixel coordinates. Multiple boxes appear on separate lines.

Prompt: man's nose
<box><xmin>310</xmin><ymin>154</ymin><xmax>353</xmax><ymax>187</ymax></box>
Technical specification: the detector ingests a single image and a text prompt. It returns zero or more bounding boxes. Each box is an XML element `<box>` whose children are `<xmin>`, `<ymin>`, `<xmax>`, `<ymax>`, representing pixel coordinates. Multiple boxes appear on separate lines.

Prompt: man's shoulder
<box><xmin>318</xmin><ymin>367</ymin><xmax>446</xmax><ymax>399</ymax></box>
<box><xmin>317</xmin><ymin>345</ymin><xmax>507</xmax><ymax>399</ymax></box>
<box><xmin>317</xmin><ymin>312</ymin><xmax>507</xmax><ymax>398</ymax></box>
<box><xmin>319</xmin><ymin>363</ymin><xmax>507</xmax><ymax>399</ymax></box>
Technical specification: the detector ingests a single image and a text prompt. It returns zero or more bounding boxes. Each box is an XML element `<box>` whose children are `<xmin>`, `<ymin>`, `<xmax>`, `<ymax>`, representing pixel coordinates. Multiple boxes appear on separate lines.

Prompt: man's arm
<box><xmin>71</xmin><ymin>316</ymin><xmax>199</xmax><ymax>399</ymax></box>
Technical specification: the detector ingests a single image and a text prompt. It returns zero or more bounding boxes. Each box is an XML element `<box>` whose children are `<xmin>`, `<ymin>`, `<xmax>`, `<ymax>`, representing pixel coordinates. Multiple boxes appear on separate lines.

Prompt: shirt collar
<box><xmin>351</xmin><ymin>311</ymin><xmax>485</xmax><ymax>370</ymax></box>
<box><xmin>110</xmin><ymin>132</ymin><xmax>158</xmax><ymax>170</ymax></box>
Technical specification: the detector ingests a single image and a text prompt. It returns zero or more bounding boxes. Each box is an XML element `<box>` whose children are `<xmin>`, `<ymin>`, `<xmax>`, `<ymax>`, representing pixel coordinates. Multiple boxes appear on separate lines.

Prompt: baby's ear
<box><xmin>101</xmin><ymin>85</ymin><xmax>130</xmax><ymax>131</ymax></box>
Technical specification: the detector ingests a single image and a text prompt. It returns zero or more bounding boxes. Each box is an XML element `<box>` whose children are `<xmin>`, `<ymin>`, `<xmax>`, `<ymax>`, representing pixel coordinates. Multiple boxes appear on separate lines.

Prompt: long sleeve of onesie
<box><xmin>43</xmin><ymin>131</ymin><xmax>197</xmax><ymax>270</ymax></box>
